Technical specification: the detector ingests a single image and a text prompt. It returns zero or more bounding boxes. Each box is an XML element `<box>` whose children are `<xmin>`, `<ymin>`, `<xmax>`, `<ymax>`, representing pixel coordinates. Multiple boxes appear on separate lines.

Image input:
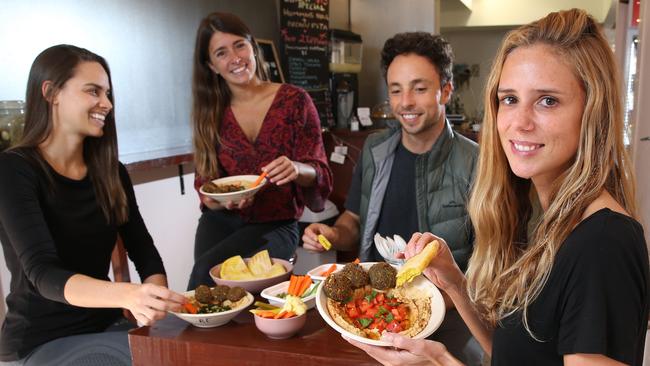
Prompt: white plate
<box><xmin>315</xmin><ymin>262</ymin><xmax>445</xmax><ymax>346</ymax></box>
<box><xmin>306</xmin><ymin>263</ymin><xmax>344</xmax><ymax>281</ymax></box>
<box><xmin>260</xmin><ymin>280</ymin><xmax>319</xmax><ymax>310</ymax></box>
<box><xmin>169</xmin><ymin>289</ymin><xmax>254</xmax><ymax>328</ymax></box>
<box><xmin>199</xmin><ymin>175</ymin><xmax>267</xmax><ymax>204</ymax></box>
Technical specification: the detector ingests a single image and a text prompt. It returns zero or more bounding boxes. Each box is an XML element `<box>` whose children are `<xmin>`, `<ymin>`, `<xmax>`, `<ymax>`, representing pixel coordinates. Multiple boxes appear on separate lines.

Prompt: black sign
<box><xmin>280</xmin><ymin>0</ymin><xmax>334</xmax><ymax>128</ymax></box>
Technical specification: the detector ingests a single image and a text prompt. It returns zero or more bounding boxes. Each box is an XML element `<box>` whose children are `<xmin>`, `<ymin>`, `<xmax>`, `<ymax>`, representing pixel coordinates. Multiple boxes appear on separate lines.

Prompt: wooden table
<box><xmin>129</xmin><ymin>308</ymin><xmax>379</xmax><ymax>366</ymax></box>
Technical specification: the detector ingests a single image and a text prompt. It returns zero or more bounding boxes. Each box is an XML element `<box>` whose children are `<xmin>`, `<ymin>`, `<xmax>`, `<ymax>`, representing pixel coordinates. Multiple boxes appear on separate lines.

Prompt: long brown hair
<box><xmin>191</xmin><ymin>12</ymin><xmax>268</xmax><ymax>178</ymax></box>
<box><xmin>11</xmin><ymin>44</ymin><xmax>128</xmax><ymax>224</ymax></box>
<box><xmin>466</xmin><ymin>9</ymin><xmax>637</xmax><ymax>334</ymax></box>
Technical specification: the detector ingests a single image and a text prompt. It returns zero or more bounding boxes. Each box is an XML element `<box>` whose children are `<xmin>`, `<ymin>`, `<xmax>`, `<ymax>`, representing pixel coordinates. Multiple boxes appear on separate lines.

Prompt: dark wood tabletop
<box><xmin>128</xmin><ymin>308</ymin><xmax>379</xmax><ymax>366</ymax></box>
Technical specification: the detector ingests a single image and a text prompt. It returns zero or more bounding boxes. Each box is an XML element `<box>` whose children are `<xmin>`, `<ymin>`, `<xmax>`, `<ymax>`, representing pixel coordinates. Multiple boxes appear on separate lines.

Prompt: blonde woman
<box><xmin>348</xmin><ymin>9</ymin><xmax>648</xmax><ymax>366</ymax></box>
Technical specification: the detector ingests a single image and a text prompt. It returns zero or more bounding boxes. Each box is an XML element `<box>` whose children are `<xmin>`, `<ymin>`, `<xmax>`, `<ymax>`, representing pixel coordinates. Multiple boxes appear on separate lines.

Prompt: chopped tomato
<box><xmin>359</xmin><ymin>300</ymin><xmax>372</xmax><ymax>313</ymax></box>
<box><xmin>375</xmin><ymin>293</ymin><xmax>385</xmax><ymax>303</ymax></box>
<box><xmin>346</xmin><ymin>306</ymin><xmax>360</xmax><ymax>319</ymax></box>
<box><xmin>386</xmin><ymin>320</ymin><xmax>402</xmax><ymax>333</ymax></box>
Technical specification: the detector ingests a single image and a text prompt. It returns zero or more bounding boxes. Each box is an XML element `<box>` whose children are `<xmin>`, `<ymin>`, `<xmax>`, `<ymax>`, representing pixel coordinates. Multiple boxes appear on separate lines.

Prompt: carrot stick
<box><xmin>297</xmin><ymin>276</ymin><xmax>312</xmax><ymax>297</ymax></box>
<box><xmin>252</xmin><ymin>171</ymin><xmax>268</xmax><ymax>188</ymax></box>
<box><xmin>274</xmin><ymin>310</ymin><xmax>286</xmax><ymax>319</ymax></box>
<box><xmin>320</xmin><ymin>264</ymin><xmax>337</xmax><ymax>277</ymax></box>
<box><xmin>282</xmin><ymin>311</ymin><xmax>296</xmax><ymax>319</ymax></box>
<box><xmin>353</xmin><ymin>258</ymin><xmax>360</xmax><ymax>264</ymax></box>
<box><xmin>254</xmin><ymin>310</ymin><xmax>274</xmax><ymax>318</ymax></box>
<box><xmin>288</xmin><ymin>275</ymin><xmax>297</xmax><ymax>296</ymax></box>
<box><xmin>183</xmin><ymin>302</ymin><xmax>198</xmax><ymax>314</ymax></box>
<box><xmin>295</xmin><ymin>275</ymin><xmax>306</xmax><ymax>296</ymax></box>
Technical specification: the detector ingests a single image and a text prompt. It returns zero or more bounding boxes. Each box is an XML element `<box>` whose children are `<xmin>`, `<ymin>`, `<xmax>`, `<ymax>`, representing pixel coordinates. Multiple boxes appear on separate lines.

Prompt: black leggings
<box><xmin>187</xmin><ymin>209</ymin><xmax>299</xmax><ymax>290</ymax></box>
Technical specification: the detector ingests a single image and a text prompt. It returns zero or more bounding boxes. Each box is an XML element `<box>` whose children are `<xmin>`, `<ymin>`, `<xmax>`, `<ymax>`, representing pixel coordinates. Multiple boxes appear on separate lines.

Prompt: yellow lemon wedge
<box><xmin>317</xmin><ymin>234</ymin><xmax>332</xmax><ymax>250</ymax></box>
<box><xmin>396</xmin><ymin>240</ymin><xmax>440</xmax><ymax>287</ymax></box>
<box><xmin>220</xmin><ymin>255</ymin><xmax>255</xmax><ymax>280</ymax></box>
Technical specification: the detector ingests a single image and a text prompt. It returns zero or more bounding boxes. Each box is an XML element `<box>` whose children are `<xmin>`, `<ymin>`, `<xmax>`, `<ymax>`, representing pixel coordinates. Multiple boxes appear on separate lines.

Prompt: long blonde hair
<box><xmin>191</xmin><ymin>12</ymin><xmax>268</xmax><ymax>178</ymax></box>
<box><xmin>466</xmin><ymin>8</ymin><xmax>637</xmax><ymax>333</ymax></box>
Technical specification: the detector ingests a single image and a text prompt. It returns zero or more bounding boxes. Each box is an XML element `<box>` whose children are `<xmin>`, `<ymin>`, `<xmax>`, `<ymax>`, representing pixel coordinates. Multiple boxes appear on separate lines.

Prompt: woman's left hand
<box><xmin>262</xmin><ymin>156</ymin><xmax>300</xmax><ymax>185</ymax></box>
<box><xmin>344</xmin><ymin>333</ymin><xmax>463</xmax><ymax>366</ymax></box>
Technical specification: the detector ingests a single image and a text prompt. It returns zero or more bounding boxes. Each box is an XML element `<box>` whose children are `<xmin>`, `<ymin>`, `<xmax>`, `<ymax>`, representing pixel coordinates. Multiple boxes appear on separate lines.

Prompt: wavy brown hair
<box><xmin>11</xmin><ymin>44</ymin><xmax>128</xmax><ymax>224</ymax></box>
<box><xmin>466</xmin><ymin>9</ymin><xmax>637</xmax><ymax>335</ymax></box>
<box><xmin>191</xmin><ymin>12</ymin><xmax>268</xmax><ymax>178</ymax></box>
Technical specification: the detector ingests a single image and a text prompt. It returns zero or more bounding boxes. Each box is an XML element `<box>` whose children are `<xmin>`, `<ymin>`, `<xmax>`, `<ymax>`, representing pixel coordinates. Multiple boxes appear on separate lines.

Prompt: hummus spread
<box><xmin>326</xmin><ymin>286</ymin><xmax>431</xmax><ymax>340</ymax></box>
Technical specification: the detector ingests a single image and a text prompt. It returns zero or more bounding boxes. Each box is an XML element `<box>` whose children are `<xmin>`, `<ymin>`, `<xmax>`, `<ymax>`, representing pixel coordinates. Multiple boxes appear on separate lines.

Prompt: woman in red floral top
<box><xmin>187</xmin><ymin>12</ymin><xmax>332</xmax><ymax>289</ymax></box>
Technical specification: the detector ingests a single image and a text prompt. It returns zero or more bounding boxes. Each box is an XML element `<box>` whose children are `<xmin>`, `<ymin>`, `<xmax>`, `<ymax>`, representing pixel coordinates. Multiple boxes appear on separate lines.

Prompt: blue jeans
<box><xmin>187</xmin><ymin>209</ymin><xmax>299</xmax><ymax>290</ymax></box>
<box><xmin>0</xmin><ymin>318</ymin><xmax>134</xmax><ymax>366</ymax></box>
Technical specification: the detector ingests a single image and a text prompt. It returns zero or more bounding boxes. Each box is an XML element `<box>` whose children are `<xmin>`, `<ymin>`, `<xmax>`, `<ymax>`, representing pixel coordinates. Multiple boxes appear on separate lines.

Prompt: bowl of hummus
<box><xmin>315</xmin><ymin>262</ymin><xmax>445</xmax><ymax>346</ymax></box>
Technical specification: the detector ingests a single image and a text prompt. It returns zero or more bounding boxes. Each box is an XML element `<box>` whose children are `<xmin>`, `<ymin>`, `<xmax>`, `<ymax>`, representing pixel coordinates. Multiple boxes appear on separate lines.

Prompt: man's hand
<box><xmin>303</xmin><ymin>223</ymin><xmax>338</xmax><ymax>252</ymax></box>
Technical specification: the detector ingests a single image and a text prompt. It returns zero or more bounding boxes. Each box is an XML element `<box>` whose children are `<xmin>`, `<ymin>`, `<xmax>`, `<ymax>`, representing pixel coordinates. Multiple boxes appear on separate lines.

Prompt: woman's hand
<box><xmin>262</xmin><ymin>156</ymin><xmax>316</xmax><ymax>186</ymax></box>
<box><xmin>262</xmin><ymin>156</ymin><xmax>299</xmax><ymax>185</ymax></box>
<box><xmin>344</xmin><ymin>333</ymin><xmax>464</xmax><ymax>366</ymax></box>
<box><xmin>399</xmin><ymin>232</ymin><xmax>466</xmax><ymax>296</ymax></box>
<box><xmin>122</xmin><ymin>283</ymin><xmax>186</xmax><ymax>326</ymax></box>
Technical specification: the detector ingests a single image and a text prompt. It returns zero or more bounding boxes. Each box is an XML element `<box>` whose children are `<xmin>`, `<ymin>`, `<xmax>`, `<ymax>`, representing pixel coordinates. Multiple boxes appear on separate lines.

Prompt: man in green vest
<box><xmin>303</xmin><ymin>32</ymin><xmax>481</xmax><ymax>364</ymax></box>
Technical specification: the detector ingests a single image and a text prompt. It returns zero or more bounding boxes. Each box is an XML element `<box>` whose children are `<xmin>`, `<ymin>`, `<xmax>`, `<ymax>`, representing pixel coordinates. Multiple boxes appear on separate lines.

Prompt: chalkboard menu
<box><xmin>280</xmin><ymin>0</ymin><xmax>334</xmax><ymax>128</ymax></box>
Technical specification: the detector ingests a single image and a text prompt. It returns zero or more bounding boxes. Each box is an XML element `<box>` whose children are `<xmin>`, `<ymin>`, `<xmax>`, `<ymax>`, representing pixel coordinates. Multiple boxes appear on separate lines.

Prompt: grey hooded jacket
<box><xmin>357</xmin><ymin>121</ymin><xmax>478</xmax><ymax>271</ymax></box>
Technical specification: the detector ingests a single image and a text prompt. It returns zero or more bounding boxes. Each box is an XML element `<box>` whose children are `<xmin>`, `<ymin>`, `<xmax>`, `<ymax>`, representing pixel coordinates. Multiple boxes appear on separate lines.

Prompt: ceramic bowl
<box><xmin>253</xmin><ymin>312</ymin><xmax>307</xmax><ymax>339</ymax></box>
<box><xmin>209</xmin><ymin>258</ymin><xmax>293</xmax><ymax>294</ymax></box>
<box><xmin>260</xmin><ymin>280</ymin><xmax>319</xmax><ymax>310</ymax></box>
<box><xmin>169</xmin><ymin>289</ymin><xmax>254</xmax><ymax>328</ymax></box>
<box><xmin>315</xmin><ymin>262</ymin><xmax>446</xmax><ymax>346</ymax></box>
<box><xmin>199</xmin><ymin>175</ymin><xmax>267</xmax><ymax>204</ymax></box>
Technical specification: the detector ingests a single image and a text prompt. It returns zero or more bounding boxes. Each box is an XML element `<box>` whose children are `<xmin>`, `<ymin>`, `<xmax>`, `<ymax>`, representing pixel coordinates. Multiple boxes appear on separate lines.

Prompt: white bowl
<box><xmin>209</xmin><ymin>258</ymin><xmax>293</xmax><ymax>294</ymax></box>
<box><xmin>260</xmin><ymin>280</ymin><xmax>319</xmax><ymax>310</ymax></box>
<box><xmin>169</xmin><ymin>289</ymin><xmax>254</xmax><ymax>328</ymax></box>
<box><xmin>199</xmin><ymin>175</ymin><xmax>267</xmax><ymax>204</ymax></box>
<box><xmin>315</xmin><ymin>262</ymin><xmax>446</xmax><ymax>346</ymax></box>
<box><xmin>306</xmin><ymin>263</ymin><xmax>344</xmax><ymax>282</ymax></box>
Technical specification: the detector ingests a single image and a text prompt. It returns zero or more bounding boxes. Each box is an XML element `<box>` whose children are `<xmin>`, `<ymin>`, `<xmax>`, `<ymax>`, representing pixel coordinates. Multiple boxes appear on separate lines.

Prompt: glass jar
<box><xmin>0</xmin><ymin>100</ymin><xmax>25</xmax><ymax>151</ymax></box>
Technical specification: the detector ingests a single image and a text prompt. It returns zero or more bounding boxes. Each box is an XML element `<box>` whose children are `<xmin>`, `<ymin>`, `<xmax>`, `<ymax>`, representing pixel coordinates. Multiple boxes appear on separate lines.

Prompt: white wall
<box><xmin>350</xmin><ymin>0</ymin><xmax>439</xmax><ymax>109</ymax></box>
<box><xmin>441</xmin><ymin>27</ymin><xmax>511</xmax><ymax>122</ymax></box>
<box><xmin>441</xmin><ymin>0</ymin><xmax>613</xmax><ymax>28</ymax></box>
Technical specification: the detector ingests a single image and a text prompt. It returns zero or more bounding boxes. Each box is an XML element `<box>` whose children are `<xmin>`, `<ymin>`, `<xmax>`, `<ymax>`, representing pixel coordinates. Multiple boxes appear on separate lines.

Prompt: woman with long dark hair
<box><xmin>187</xmin><ymin>12</ymin><xmax>332</xmax><ymax>289</ymax></box>
<box><xmin>0</xmin><ymin>44</ymin><xmax>185</xmax><ymax>365</ymax></box>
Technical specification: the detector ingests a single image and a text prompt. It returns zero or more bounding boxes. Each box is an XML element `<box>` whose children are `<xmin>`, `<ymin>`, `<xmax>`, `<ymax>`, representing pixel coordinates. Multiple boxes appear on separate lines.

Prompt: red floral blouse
<box><xmin>194</xmin><ymin>84</ymin><xmax>333</xmax><ymax>223</ymax></box>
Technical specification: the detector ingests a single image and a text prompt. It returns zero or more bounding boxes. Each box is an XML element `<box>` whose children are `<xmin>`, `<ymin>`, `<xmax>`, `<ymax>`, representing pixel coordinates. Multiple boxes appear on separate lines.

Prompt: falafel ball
<box><xmin>227</xmin><ymin>286</ymin><xmax>247</xmax><ymax>302</ymax></box>
<box><xmin>211</xmin><ymin>285</ymin><xmax>230</xmax><ymax>303</ymax></box>
<box><xmin>194</xmin><ymin>285</ymin><xmax>213</xmax><ymax>304</ymax></box>
<box><xmin>341</xmin><ymin>263</ymin><xmax>370</xmax><ymax>288</ymax></box>
<box><xmin>323</xmin><ymin>272</ymin><xmax>353</xmax><ymax>302</ymax></box>
<box><xmin>368</xmin><ymin>262</ymin><xmax>397</xmax><ymax>290</ymax></box>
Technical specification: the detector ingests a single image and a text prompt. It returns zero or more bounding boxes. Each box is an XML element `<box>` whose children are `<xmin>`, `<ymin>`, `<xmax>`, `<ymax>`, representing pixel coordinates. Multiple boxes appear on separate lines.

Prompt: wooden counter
<box><xmin>129</xmin><ymin>309</ymin><xmax>378</xmax><ymax>366</ymax></box>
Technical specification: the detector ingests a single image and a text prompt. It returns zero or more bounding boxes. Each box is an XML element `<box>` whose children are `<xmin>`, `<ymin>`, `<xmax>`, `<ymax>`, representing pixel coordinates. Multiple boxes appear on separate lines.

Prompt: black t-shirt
<box><xmin>491</xmin><ymin>208</ymin><xmax>649</xmax><ymax>365</ymax></box>
<box><xmin>345</xmin><ymin>142</ymin><xmax>419</xmax><ymax>261</ymax></box>
<box><xmin>0</xmin><ymin>150</ymin><xmax>166</xmax><ymax>361</ymax></box>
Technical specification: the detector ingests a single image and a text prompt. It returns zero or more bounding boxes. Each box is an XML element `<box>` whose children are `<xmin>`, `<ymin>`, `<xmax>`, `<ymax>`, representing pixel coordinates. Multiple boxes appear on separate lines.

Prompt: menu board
<box><xmin>280</xmin><ymin>0</ymin><xmax>334</xmax><ymax>128</ymax></box>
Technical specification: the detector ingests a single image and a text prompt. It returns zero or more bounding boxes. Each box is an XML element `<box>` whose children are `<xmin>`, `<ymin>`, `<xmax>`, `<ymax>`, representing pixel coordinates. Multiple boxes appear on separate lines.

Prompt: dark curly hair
<box><xmin>381</xmin><ymin>32</ymin><xmax>454</xmax><ymax>86</ymax></box>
